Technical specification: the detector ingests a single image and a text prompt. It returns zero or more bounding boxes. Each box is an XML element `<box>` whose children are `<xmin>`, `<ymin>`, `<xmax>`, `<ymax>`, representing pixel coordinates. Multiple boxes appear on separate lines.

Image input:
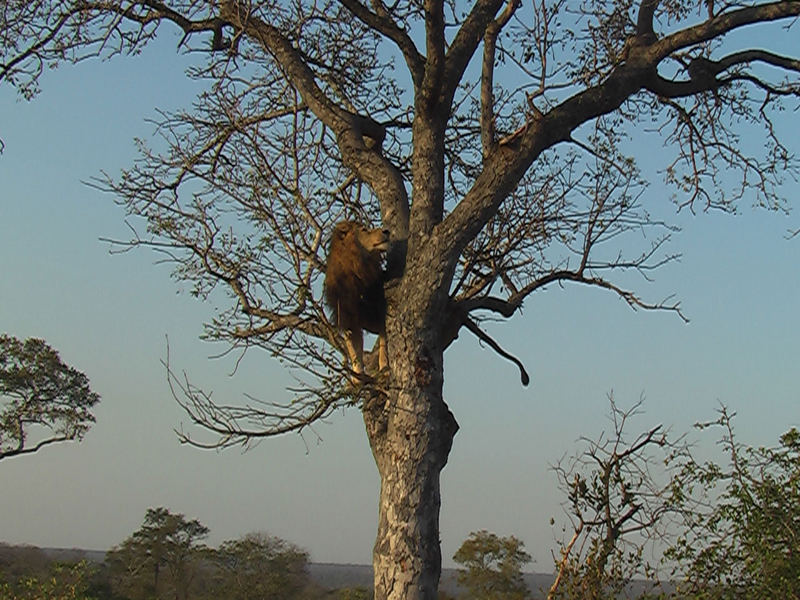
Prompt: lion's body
<box><xmin>324</xmin><ymin>221</ymin><xmax>390</xmax><ymax>377</ymax></box>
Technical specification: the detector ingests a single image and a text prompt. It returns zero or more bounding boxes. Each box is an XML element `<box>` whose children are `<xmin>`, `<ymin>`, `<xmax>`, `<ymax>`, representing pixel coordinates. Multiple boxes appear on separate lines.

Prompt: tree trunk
<box><xmin>363</xmin><ymin>99</ymin><xmax>457</xmax><ymax>599</ymax></box>
<box><xmin>363</xmin><ymin>318</ymin><xmax>458</xmax><ymax>600</ymax></box>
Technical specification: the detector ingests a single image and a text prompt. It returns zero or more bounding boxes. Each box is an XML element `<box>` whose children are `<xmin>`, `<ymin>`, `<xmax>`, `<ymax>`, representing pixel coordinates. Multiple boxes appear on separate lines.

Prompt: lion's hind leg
<box><xmin>377</xmin><ymin>331</ymin><xmax>387</xmax><ymax>372</ymax></box>
<box><xmin>343</xmin><ymin>328</ymin><xmax>365</xmax><ymax>383</ymax></box>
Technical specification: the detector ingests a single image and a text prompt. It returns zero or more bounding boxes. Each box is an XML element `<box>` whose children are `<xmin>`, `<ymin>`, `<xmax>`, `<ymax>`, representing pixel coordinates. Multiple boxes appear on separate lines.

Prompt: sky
<box><xmin>1</xmin><ymin>28</ymin><xmax>799</xmax><ymax>571</ymax></box>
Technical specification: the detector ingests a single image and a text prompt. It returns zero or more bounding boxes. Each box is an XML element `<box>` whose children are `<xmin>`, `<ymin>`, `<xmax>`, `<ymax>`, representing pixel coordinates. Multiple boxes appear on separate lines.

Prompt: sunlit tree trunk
<box><xmin>363</xmin><ymin>253</ymin><xmax>459</xmax><ymax>599</ymax></box>
<box><xmin>363</xmin><ymin>338</ymin><xmax>458</xmax><ymax>599</ymax></box>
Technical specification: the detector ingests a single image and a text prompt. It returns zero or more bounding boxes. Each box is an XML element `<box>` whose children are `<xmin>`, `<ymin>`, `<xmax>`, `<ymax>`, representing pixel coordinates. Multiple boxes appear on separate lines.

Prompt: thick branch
<box><xmin>635</xmin><ymin>0</ymin><xmax>660</xmax><ymax>37</ymax></box>
<box><xmin>650</xmin><ymin>2</ymin><xmax>800</xmax><ymax>63</ymax></box>
<box><xmin>481</xmin><ymin>0</ymin><xmax>520</xmax><ymax>158</ymax></box>
<box><xmin>719</xmin><ymin>49</ymin><xmax>800</xmax><ymax>73</ymax></box>
<box><xmin>420</xmin><ymin>0</ymin><xmax>446</xmax><ymax>107</ymax></box>
<box><xmin>440</xmin><ymin>67</ymin><xmax>644</xmax><ymax>260</ymax></box>
<box><xmin>220</xmin><ymin>4</ymin><xmax>410</xmax><ymax>234</ymax></box>
<box><xmin>440</xmin><ymin>0</ymin><xmax>800</xmax><ymax>263</ymax></box>
<box><xmin>221</xmin><ymin>10</ymin><xmax>365</xmax><ymax>135</ymax></box>
<box><xmin>647</xmin><ymin>48</ymin><xmax>800</xmax><ymax>98</ymax></box>
<box><xmin>444</xmin><ymin>0</ymin><xmax>507</xmax><ymax>105</ymax></box>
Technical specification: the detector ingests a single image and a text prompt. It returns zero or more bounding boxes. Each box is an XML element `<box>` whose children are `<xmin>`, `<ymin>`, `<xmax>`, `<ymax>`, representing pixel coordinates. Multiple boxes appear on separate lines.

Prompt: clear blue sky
<box><xmin>1</xmin><ymin>30</ymin><xmax>798</xmax><ymax>569</ymax></box>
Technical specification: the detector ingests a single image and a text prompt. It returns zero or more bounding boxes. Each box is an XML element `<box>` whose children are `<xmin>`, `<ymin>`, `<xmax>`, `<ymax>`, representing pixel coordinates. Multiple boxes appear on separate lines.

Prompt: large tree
<box><xmin>2</xmin><ymin>1</ymin><xmax>798</xmax><ymax>597</ymax></box>
<box><xmin>0</xmin><ymin>334</ymin><xmax>100</xmax><ymax>460</ymax></box>
<box><xmin>105</xmin><ymin>507</ymin><xmax>209</xmax><ymax>600</ymax></box>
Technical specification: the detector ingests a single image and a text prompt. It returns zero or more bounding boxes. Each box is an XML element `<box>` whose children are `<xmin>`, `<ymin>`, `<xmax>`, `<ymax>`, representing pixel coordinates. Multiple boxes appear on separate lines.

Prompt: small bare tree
<box><xmin>3</xmin><ymin>1</ymin><xmax>799</xmax><ymax>597</ymax></box>
<box><xmin>548</xmin><ymin>396</ymin><xmax>688</xmax><ymax>600</ymax></box>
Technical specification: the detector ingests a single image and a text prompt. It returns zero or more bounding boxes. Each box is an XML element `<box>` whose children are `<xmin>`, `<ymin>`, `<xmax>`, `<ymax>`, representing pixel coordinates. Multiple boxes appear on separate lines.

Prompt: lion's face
<box><xmin>333</xmin><ymin>221</ymin><xmax>390</xmax><ymax>254</ymax></box>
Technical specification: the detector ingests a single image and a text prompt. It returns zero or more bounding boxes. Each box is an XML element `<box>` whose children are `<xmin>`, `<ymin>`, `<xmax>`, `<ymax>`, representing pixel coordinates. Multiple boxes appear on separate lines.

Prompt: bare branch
<box><xmin>165</xmin><ymin>340</ymin><xmax>366</xmax><ymax>448</ymax></box>
<box><xmin>651</xmin><ymin>2</ymin><xmax>800</xmax><ymax>62</ymax></box>
<box><xmin>480</xmin><ymin>0</ymin><xmax>520</xmax><ymax>158</ymax></box>
<box><xmin>549</xmin><ymin>394</ymin><xmax>689</xmax><ymax>599</ymax></box>
<box><xmin>338</xmin><ymin>0</ymin><xmax>424</xmax><ymax>85</ymax></box>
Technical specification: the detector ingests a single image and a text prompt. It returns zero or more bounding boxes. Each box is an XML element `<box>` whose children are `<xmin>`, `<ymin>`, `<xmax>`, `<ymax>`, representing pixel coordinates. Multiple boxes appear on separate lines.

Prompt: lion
<box><xmin>324</xmin><ymin>220</ymin><xmax>390</xmax><ymax>379</ymax></box>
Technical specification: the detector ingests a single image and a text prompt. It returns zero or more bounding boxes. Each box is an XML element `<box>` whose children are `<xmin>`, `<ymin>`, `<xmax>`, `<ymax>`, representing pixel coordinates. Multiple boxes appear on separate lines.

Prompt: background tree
<box><xmin>453</xmin><ymin>530</ymin><xmax>531</xmax><ymax>600</ymax></box>
<box><xmin>0</xmin><ymin>334</ymin><xmax>100</xmax><ymax>460</ymax></box>
<box><xmin>3</xmin><ymin>1</ymin><xmax>799</xmax><ymax>598</ymax></box>
<box><xmin>665</xmin><ymin>409</ymin><xmax>800</xmax><ymax>600</ymax></box>
<box><xmin>209</xmin><ymin>532</ymin><xmax>310</xmax><ymax>600</ymax></box>
<box><xmin>106</xmin><ymin>508</ymin><xmax>208</xmax><ymax>600</ymax></box>
<box><xmin>335</xmin><ymin>589</ymin><xmax>373</xmax><ymax>600</ymax></box>
<box><xmin>546</xmin><ymin>401</ymin><xmax>800</xmax><ymax>600</ymax></box>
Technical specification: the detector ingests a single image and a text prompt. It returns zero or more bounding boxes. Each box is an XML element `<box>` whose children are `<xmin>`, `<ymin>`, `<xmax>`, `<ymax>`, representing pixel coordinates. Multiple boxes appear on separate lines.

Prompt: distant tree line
<box><xmin>0</xmin><ymin>508</ymin><xmax>363</xmax><ymax>600</ymax></box>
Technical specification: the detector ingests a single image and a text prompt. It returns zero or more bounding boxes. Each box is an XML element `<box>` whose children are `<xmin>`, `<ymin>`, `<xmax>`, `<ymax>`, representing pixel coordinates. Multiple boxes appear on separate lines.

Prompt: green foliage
<box><xmin>210</xmin><ymin>532</ymin><xmax>310</xmax><ymax>599</ymax></box>
<box><xmin>453</xmin><ymin>530</ymin><xmax>531</xmax><ymax>600</ymax></box>
<box><xmin>0</xmin><ymin>560</ymin><xmax>97</xmax><ymax>600</ymax></box>
<box><xmin>0</xmin><ymin>334</ymin><xmax>100</xmax><ymax>460</ymax></box>
<box><xmin>0</xmin><ymin>518</ymin><xmax>328</xmax><ymax>600</ymax></box>
<box><xmin>666</xmin><ymin>409</ymin><xmax>800</xmax><ymax>600</ymax></box>
<box><xmin>101</xmin><ymin>507</ymin><xmax>323</xmax><ymax>599</ymax></box>
<box><xmin>548</xmin><ymin>402</ymin><xmax>800</xmax><ymax>600</ymax></box>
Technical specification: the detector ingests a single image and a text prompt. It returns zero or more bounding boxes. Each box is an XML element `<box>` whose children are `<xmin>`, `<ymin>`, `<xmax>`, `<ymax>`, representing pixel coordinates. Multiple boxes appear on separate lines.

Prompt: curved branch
<box><xmin>165</xmin><ymin>344</ymin><xmax>352</xmax><ymax>448</ymax></box>
<box><xmin>464</xmin><ymin>317</ymin><xmax>530</xmax><ymax>386</ymax></box>
<box><xmin>647</xmin><ymin>48</ymin><xmax>800</xmax><ymax>98</ymax></box>
<box><xmin>719</xmin><ymin>49</ymin><xmax>800</xmax><ymax>73</ymax></box>
<box><xmin>645</xmin><ymin>72</ymin><xmax>721</xmax><ymax>98</ymax></box>
<box><xmin>650</xmin><ymin>2</ymin><xmax>800</xmax><ymax>62</ymax></box>
<box><xmin>0</xmin><ymin>435</ymin><xmax>74</xmax><ymax>461</ymax></box>
<box><xmin>217</xmin><ymin>4</ymin><xmax>410</xmax><ymax>235</ymax></box>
